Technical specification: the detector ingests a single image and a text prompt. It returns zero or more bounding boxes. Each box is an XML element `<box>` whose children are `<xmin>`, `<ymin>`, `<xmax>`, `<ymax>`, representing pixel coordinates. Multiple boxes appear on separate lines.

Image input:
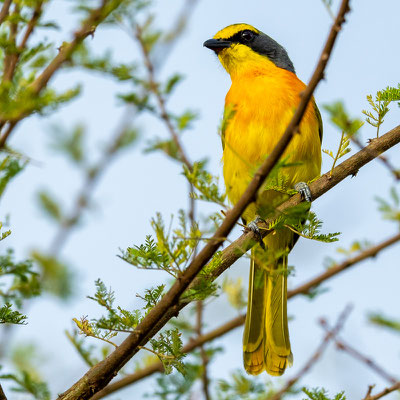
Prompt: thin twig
<box><xmin>351</xmin><ymin>136</ymin><xmax>400</xmax><ymax>180</ymax></box>
<box><xmin>135</xmin><ymin>22</ymin><xmax>197</xmax><ymax>229</ymax></box>
<box><xmin>0</xmin><ymin>0</ymin><xmax>12</xmax><ymax>26</ymax></box>
<box><xmin>196</xmin><ymin>301</ymin><xmax>211</xmax><ymax>400</ymax></box>
<box><xmin>135</xmin><ymin>24</ymin><xmax>193</xmax><ymax>171</ymax></box>
<box><xmin>49</xmin><ymin>112</ymin><xmax>134</xmax><ymax>256</ymax></box>
<box><xmin>2</xmin><ymin>1</ymin><xmax>44</xmax><ymax>82</ymax></box>
<box><xmin>268</xmin><ymin>305</ymin><xmax>353</xmax><ymax>400</ymax></box>
<box><xmin>2</xmin><ymin>3</ymin><xmax>19</xmax><ymax>82</ymax></box>
<box><xmin>288</xmin><ymin>232</ymin><xmax>400</xmax><ymax>297</ymax></box>
<box><xmin>333</xmin><ymin>336</ymin><xmax>397</xmax><ymax>384</ymax></box>
<box><xmin>154</xmin><ymin>0</ymin><xmax>200</xmax><ymax>69</ymax></box>
<box><xmin>0</xmin><ymin>383</ymin><xmax>7</xmax><ymax>400</ymax></box>
<box><xmin>0</xmin><ymin>0</ymin><xmax>122</xmax><ymax>148</ymax></box>
<box><xmin>362</xmin><ymin>382</ymin><xmax>400</xmax><ymax>400</ymax></box>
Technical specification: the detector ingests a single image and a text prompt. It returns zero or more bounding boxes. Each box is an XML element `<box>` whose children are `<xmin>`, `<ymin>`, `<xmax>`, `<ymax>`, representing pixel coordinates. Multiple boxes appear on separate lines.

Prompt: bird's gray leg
<box><xmin>294</xmin><ymin>182</ymin><xmax>312</xmax><ymax>202</ymax></box>
<box><xmin>246</xmin><ymin>215</ymin><xmax>266</xmax><ymax>250</ymax></box>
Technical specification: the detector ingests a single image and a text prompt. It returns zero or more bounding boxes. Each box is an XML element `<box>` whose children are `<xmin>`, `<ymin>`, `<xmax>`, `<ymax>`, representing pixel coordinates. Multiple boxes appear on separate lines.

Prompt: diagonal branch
<box><xmin>60</xmin><ymin>122</ymin><xmax>400</xmax><ymax>400</ymax></box>
<box><xmin>288</xmin><ymin>231</ymin><xmax>400</xmax><ymax>297</ymax></box>
<box><xmin>0</xmin><ymin>0</ymin><xmax>12</xmax><ymax>26</ymax></box>
<box><xmin>55</xmin><ymin>3</ymin><xmax>360</xmax><ymax>398</ymax></box>
<box><xmin>195</xmin><ymin>301</ymin><xmax>211</xmax><ymax>400</ymax></box>
<box><xmin>2</xmin><ymin>1</ymin><xmax>44</xmax><ymax>83</ymax></box>
<box><xmin>208</xmin><ymin>126</ymin><xmax>400</xmax><ymax>285</ymax></box>
<box><xmin>333</xmin><ymin>336</ymin><xmax>398</xmax><ymax>384</ymax></box>
<box><xmin>91</xmin><ymin>313</ymin><xmax>244</xmax><ymax>399</ymax></box>
<box><xmin>0</xmin><ymin>383</ymin><xmax>7</xmax><ymax>400</ymax></box>
<box><xmin>0</xmin><ymin>0</ymin><xmax>124</xmax><ymax>148</ymax></box>
<box><xmin>91</xmin><ymin>230</ymin><xmax>400</xmax><ymax>399</ymax></box>
<box><xmin>362</xmin><ymin>382</ymin><xmax>400</xmax><ymax>400</ymax></box>
<box><xmin>49</xmin><ymin>112</ymin><xmax>135</xmax><ymax>256</ymax></box>
<box><xmin>135</xmin><ymin>24</ymin><xmax>193</xmax><ymax>171</ymax></box>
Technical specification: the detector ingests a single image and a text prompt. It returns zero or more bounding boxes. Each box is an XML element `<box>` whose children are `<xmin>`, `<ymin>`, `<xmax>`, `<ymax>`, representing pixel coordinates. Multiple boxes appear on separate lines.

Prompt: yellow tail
<box><xmin>243</xmin><ymin>247</ymin><xmax>293</xmax><ymax>376</ymax></box>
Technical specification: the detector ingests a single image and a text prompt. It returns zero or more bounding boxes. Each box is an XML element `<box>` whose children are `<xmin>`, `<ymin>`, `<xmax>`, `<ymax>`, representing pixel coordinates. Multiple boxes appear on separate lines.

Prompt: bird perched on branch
<box><xmin>204</xmin><ymin>24</ymin><xmax>322</xmax><ymax>376</ymax></box>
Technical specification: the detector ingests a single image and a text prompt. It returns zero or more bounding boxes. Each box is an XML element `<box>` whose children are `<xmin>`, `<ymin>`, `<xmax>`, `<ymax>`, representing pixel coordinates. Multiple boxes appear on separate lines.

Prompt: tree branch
<box><xmin>333</xmin><ymin>336</ymin><xmax>398</xmax><ymax>384</ymax></box>
<box><xmin>70</xmin><ymin>121</ymin><xmax>400</xmax><ymax>400</ymax></box>
<box><xmin>91</xmin><ymin>314</ymin><xmax>246</xmax><ymax>399</ymax></box>
<box><xmin>208</xmin><ymin>126</ymin><xmax>400</xmax><ymax>285</ymax></box>
<box><xmin>134</xmin><ymin>22</ymin><xmax>197</xmax><ymax>224</ymax></box>
<box><xmin>49</xmin><ymin>111</ymin><xmax>135</xmax><ymax>256</ymax></box>
<box><xmin>196</xmin><ymin>301</ymin><xmax>211</xmax><ymax>400</ymax></box>
<box><xmin>288</xmin><ymin>231</ymin><xmax>400</xmax><ymax>297</ymax></box>
<box><xmin>0</xmin><ymin>0</ymin><xmax>12</xmax><ymax>26</ymax></box>
<box><xmin>2</xmin><ymin>1</ymin><xmax>44</xmax><ymax>83</ymax></box>
<box><xmin>91</xmin><ymin>230</ymin><xmax>400</xmax><ymax>399</ymax></box>
<box><xmin>55</xmin><ymin>3</ymin><xmax>359</xmax><ymax>398</ymax></box>
<box><xmin>135</xmin><ymin>24</ymin><xmax>193</xmax><ymax>171</ymax></box>
<box><xmin>0</xmin><ymin>383</ymin><xmax>7</xmax><ymax>400</ymax></box>
<box><xmin>0</xmin><ymin>0</ymin><xmax>124</xmax><ymax>148</ymax></box>
<box><xmin>351</xmin><ymin>136</ymin><xmax>400</xmax><ymax>180</ymax></box>
<box><xmin>362</xmin><ymin>382</ymin><xmax>400</xmax><ymax>400</ymax></box>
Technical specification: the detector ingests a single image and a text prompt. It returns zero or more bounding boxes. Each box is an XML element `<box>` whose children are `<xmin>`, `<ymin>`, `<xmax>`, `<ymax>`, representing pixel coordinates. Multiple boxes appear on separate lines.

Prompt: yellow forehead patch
<box><xmin>213</xmin><ymin>24</ymin><xmax>260</xmax><ymax>40</ymax></box>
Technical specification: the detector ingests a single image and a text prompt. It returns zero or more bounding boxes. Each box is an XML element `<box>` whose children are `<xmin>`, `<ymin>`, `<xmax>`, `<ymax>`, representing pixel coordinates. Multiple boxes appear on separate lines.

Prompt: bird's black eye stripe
<box><xmin>227</xmin><ymin>29</ymin><xmax>258</xmax><ymax>45</ymax></box>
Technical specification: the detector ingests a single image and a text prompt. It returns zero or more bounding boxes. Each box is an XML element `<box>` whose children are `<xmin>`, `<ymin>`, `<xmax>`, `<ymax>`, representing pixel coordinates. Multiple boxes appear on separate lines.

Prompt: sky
<box><xmin>1</xmin><ymin>0</ymin><xmax>400</xmax><ymax>399</ymax></box>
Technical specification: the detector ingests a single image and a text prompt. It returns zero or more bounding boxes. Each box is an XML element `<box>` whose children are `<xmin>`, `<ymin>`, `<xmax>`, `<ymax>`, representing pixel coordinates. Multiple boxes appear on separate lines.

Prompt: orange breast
<box><xmin>222</xmin><ymin>68</ymin><xmax>321</xmax><ymax>221</ymax></box>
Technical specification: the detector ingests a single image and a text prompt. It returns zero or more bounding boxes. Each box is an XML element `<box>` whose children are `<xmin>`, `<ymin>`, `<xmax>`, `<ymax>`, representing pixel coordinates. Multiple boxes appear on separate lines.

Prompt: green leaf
<box><xmin>0</xmin><ymin>370</ymin><xmax>50</xmax><ymax>400</ymax></box>
<box><xmin>0</xmin><ymin>303</ymin><xmax>27</xmax><ymax>325</ymax></box>
<box><xmin>37</xmin><ymin>191</ymin><xmax>64</xmax><ymax>222</ymax></box>
<box><xmin>302</xmin><ymin>387</ymin><xmax>346</xmax><ymax>400</ymax></box>
<box><xmin>164</xmin><ymin>73</ymin><xmax>183</xmax><ymax>95</ymax></box>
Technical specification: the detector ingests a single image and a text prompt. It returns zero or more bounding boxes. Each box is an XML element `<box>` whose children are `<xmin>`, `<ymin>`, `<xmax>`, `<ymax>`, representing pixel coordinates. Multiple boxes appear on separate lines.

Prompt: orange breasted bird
<box><xmin>204</xmin><ymin>24</ymin><xmax>322</xmax><ymax>376</ymax></box>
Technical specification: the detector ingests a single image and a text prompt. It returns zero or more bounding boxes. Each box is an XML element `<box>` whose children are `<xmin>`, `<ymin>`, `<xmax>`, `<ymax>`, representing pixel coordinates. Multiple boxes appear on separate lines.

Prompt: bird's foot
<box><xmin>294</xmin><ymin>182</ymin><xmax>312</xmax><ymax>202</ymax></box>
<box><xmin>245</xmin><ymin>215</ymin><xmax>266</xmax><ymax>250</ymax></box>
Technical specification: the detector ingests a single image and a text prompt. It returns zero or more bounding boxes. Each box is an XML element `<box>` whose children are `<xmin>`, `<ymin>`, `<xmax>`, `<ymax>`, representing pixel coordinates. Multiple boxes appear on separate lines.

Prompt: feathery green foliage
<box><xmin>0</xmin><ymin>249</ymin><xmax>40</xmax><ymax>323</ymax></box>
<box><xmin>0</xmin><ymin>155</ymin><xmax>25</xmax><ymax>198</ymax></box>
<box><xmin>322</xmin><ymin>101</ymin><xmax>363</xmax><ymax>174</ymax></box>
<box><xmin>269</xmin><ymin>203</ymin><xmax>340</xmax><ymax>244</ymax></box>
<box><xmin>148</xmin><ymin>328</ymin><xmax>185</xmax><ymax>375</ymax></box>
<box><xmin>362</xmin><ymin>84</ymin><xmax>400</xmax><ymax>137</ymax></box>
<box><xmin>0</xmin><ymin>370</ymin><xmax>50</xmax><ymax>400</ymax></box>
<box><xmin>324</xmin><ymin>101</ymin><xmax>363</xmax><ymax>137</ymax></box>
<box><xmin>322</xmin><ymin>131</ymin><xmax>351</xmax><ymax>175</ymax></box>
<box><xmin>216</xmin><ymin>370</ymin><xmax>277</xmax><ymax>400</ymax></box>
<box><xmin>302</xmin><ymin>387</ymin><xmax>346</xmax><ymax>400</ymax></box>
<box><xmin>0</xmin><ymin>303</ymin><xmax>26</xmax><ymax>325</ymax></box>
<box><xmin>183</xmin><ymin>161</ymin><xmax>227</xmax><ymax>206</ymax></box>
<box><xmin>121</xmin><ymin>211</ymin><xmax>202</xmax><ymax>278</ymax></box>
<box><xmin>147</xmin><ymin>362</ymin><xmax>202</xmax><ymax>399</ymax></box>
<box><xmin>376</xmin><ymin>187</ymin><xmax>400</xmax><ymax>223</ymax></box>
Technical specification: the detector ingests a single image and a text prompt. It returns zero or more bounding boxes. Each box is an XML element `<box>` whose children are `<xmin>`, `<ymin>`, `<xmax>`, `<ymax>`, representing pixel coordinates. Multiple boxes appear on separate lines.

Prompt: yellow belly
<box><xmin>222</xmin><ymin>71</ymin><xmax>321</xmax><ymax>223</ymax></box>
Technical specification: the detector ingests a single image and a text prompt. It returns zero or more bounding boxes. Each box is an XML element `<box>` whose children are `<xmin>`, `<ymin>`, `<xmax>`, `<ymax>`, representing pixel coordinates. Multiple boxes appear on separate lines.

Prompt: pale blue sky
<box><xmin>2</xmin><ymin>0</ymin><xmax>400</xmax><ymax>399</ymax></box>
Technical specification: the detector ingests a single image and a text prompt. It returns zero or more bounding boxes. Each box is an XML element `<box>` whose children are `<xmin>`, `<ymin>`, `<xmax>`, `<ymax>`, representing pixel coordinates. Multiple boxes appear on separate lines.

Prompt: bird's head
<box><xmin>204</xmin><ymin>24</ymin><xmax>295</xmax><ymax>77</ymax></box>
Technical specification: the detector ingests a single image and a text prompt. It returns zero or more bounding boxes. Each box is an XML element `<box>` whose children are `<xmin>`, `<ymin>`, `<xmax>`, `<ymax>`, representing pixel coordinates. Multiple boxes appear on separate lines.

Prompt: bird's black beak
<box><xmin>203</xmin><ymin>38</ymin><xmax>231</xmax><ymax>53</ymax></box>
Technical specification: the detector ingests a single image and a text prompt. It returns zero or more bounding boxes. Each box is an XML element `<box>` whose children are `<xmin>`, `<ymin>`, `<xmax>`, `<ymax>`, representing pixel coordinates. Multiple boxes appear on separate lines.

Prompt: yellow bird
<box><xmin>204</xmin><ymin>24</ymin><xmax>322</xmax><ymax>376</ymax></box>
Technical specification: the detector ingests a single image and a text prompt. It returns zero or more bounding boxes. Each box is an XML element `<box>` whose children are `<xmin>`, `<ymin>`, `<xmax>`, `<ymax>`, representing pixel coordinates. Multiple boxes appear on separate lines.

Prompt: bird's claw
<box><xmin>246</xmin><ymin>216</ymin><xmax>266</xmax><ymax>250</ymax></box>
<box><xmin>294</xmin><ymin>182</ymin><xmax>312</xmax><ymax>202</ymax></box>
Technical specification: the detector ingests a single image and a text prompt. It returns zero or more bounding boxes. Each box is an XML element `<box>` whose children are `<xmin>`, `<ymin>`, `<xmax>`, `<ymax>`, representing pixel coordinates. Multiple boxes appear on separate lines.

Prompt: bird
<box><xmin>204</xmin><ymin>24</ymin><xmax>322</xmax><ymax>376</ymax></box>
